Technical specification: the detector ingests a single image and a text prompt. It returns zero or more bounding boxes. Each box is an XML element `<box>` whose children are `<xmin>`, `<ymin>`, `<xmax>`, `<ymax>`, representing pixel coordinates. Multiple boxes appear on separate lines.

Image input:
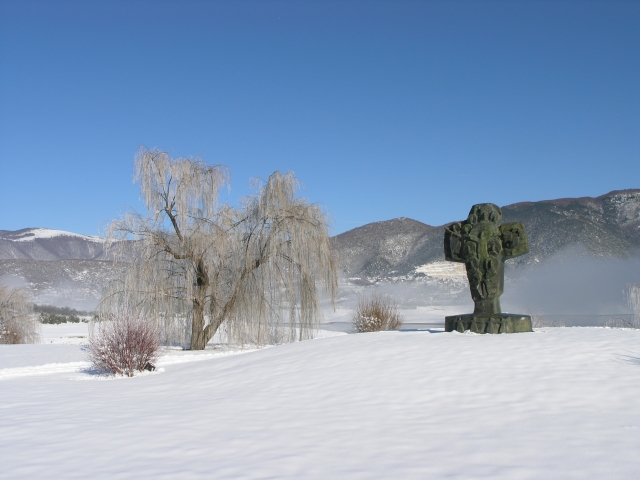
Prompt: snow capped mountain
<box><xmin>1</xmin><ymin>189</ymin><xmax>639</xmax><ymax>309</ymax></box>
<box><xmin>0</xmin><ymin>228</ymin><xmax>108</xmax><ymax>261</ymax></box>
<box><xmin>0</xmin><ymin>258</ymin><xmax>125</xmax><ymax>310</ymax></box>
<box><xmin>2</xmin><ymin>228</ymin><xmax>106</xmax><ymax>243</ymax></box>
<box><xmin>333</xmin><ymin>189</ymin><xmax>640</xmax><ymax>280</ymax></box>
<box><xmin>0</xmin><ymin>229</ymin><xmax>115</xmax><ymax>308</ymax></box>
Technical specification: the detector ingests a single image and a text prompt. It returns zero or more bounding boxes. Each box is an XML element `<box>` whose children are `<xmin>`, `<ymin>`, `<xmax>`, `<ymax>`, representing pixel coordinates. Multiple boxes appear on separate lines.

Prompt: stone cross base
<box><xmin>445</xmin><ymin>314</ymin><xmax>533</xmax><ymax>334</ymax></box>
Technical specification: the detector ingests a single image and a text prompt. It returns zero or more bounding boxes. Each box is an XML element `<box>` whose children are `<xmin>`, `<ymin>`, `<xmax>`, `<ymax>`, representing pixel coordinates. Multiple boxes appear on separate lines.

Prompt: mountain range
<box><xmin>0</xmin><ymin>228</ymin><xmax>109</xmax><ymax>261</ymax></box>
<box><xmin>1</xmin><ymin>189</ymin><xmax>639</xmax><ymax>309</ymax></box>
<box><xmin>333</xmin><ymin>189</ymin><xmax>640</xmax><ymax>279</ymax></box>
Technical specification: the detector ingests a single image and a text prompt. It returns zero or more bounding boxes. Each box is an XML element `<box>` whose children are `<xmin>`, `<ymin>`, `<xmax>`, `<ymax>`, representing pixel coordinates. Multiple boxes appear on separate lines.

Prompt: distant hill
<box><xmin>333</xmin><ymin>189</ymin><xmax>640</xmax><ymax>279</ymax></box>
<box><xmin>0</xmin><ymin>229</ymin><xmax>117</xmax><ymax>309</ymax></box>
<box><xmin>331</xmin><ymin>217</ymin><xmax>442</xmax><ymax>279</ymax></box>
<box><xmin>0</xmin><ymin>228</ymin><xmax>108</xmax><ymax>261</ymax></box>
<box><xmin>502</xmin><ymin>190</ymin><xmax>640</xmax><ymax>264</ymax></box>
<box><xmin>1</xmin><ymin>189</ymin><xmax>639</xmax><ymax>308</ymax></box>
<box><xmin>0</xmin><ymin>259</ymin><xmax>125</xmax><ymax>310</ymax></box>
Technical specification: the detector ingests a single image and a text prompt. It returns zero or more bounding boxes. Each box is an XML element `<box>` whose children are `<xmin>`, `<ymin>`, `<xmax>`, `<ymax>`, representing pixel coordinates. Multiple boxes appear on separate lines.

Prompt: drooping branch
<box><xmin>100</xmin><ymin>151</ymin><xmax>337</xmax><ymax>350</ymax></box>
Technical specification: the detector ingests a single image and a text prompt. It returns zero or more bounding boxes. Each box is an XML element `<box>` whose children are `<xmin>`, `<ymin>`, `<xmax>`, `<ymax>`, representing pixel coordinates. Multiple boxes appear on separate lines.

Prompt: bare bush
<box><xmin>531</xmin><ymin>314</ymin><xmax>570</xmax><ymax>328</ymax></box>
<box><xmin>0</xmin><ymin>286</ymin><xmax>39</xmax><ymax>344</ymax></box>
<box><xmin>627</xmin><ymin>283</ymin><xmax>640</xmax><ymax>326</ymax></box>
<box><xmin>605</xmin><ymin>284</ymin><xmax>640</xmax><ymax>329</ymax></box>
<box><xmin>87</xmin><ymin>313</ymin><xmax>161</xmax><ymax>377</ymax></box>
<box><xmin>605</xmin><ymin>317</ymin><xmax>640</xmax><ymax>329</ymax></box>
<box><xmin>352</xmin><ymin>293</ymin><xmax>403</xmax><ymax>333</ymax></box>
<box><xmin>627</xmin><ymin>283</ymin><xmax>640</xmax><ymax>309</ymax></box>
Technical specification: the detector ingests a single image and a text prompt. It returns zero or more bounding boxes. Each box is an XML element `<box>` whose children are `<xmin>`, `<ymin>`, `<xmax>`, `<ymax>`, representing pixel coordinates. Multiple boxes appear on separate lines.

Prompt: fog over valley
<box><xmin>2</xmin><ymin>190</ymin><xmax>639</xmax><ymax>323</ymax></box>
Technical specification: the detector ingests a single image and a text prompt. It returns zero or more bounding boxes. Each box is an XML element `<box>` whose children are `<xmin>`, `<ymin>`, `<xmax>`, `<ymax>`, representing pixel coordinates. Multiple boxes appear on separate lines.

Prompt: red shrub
<box><xmin>87</xmin><ymin>314</ymin><xmax>160</xmax><ymax>377</ymax></box>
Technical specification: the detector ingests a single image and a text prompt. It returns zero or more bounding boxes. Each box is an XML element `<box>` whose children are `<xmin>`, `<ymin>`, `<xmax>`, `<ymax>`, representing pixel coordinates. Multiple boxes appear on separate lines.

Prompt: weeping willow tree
<box><xmin>100</xmin><ymin>147</ymin><xmax>337</xmax><ymax>350</ymax></box>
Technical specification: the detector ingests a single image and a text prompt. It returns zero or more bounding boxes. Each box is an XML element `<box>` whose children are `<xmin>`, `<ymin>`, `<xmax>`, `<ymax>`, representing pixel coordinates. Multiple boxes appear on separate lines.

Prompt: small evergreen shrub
<box><xmin>40</xmin><ymin>313</ymin><xmax>82</xmax><ymax>324</ymax></box>
<box><xmin>87</xmin><ymin>314</ymin><xmax>160</xmax><ymax>377</ymax></box>
<box><xmin>352</xmin><ymin>293</ymin><xmax>403</xmax><ymax>333</ymax></box>
<box><xmin>36</xmin><ymin>305</ymin><xmax>91</xmax><ymax>324</ymax></box>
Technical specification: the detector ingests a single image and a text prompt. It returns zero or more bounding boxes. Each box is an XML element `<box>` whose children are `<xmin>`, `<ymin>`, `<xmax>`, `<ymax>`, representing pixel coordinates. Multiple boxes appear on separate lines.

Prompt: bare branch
<box><xmin>99</xmin><ymin>153</ymin><xmax>337</xmax><ymax>350</ymax></box>
<box><xmin>0</xmin><ymin>286</ymin><xmax>39</xmax><ymax>344</ymax></box>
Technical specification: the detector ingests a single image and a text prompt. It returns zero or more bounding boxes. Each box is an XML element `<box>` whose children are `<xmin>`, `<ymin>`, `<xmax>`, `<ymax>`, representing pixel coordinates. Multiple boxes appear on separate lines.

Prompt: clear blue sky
<box><xmin>1</xmin><ymin>0</ymin><xmax>638</xmax><ymax>236</ymax></box>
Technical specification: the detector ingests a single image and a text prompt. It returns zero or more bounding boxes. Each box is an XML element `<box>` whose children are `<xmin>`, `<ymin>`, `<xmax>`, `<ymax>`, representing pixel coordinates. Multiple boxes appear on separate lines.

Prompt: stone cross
<box><xmin>444</xmin><ymin>203</ymin><xmax>532</xmax><ymax>333</ymax></box>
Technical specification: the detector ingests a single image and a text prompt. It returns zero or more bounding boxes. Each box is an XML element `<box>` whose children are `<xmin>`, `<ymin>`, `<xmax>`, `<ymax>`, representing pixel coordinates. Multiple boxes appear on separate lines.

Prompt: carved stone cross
<box><xmin>444</xmin><ymin>203</ymin><xmax>532</xmax><ymax>333</ymax></box>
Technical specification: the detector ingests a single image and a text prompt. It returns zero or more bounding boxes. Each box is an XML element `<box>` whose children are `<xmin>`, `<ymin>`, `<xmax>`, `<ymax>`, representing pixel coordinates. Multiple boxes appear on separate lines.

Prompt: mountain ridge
<box><xmin>1</xmin><ymin>189</ymin><xmax>639</xmax><ymax>308</ymax></box>
<box><xmin>0</xmin><ymin>228</ymin><xmax>108</xmax><ymax>261</ymax></box>
<box><xmin>333</xmin><ymin>189</ymin><xmax>640</xmax><ymax>278</ymax></box>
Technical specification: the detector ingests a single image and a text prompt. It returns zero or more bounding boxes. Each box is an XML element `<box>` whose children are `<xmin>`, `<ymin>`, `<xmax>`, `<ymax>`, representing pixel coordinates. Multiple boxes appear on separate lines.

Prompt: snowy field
<box><xmin>2</xmin><ymin>324</ymin><xmax>640</xmax><ymax>478</ymax></box>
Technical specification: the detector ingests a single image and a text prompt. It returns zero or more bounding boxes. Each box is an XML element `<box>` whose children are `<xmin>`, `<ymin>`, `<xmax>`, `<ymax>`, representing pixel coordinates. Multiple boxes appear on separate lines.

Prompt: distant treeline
<box><xmin>34</xmin><ymin>304</ymin><xmax>94</xmax><ymax>324</ymax></box>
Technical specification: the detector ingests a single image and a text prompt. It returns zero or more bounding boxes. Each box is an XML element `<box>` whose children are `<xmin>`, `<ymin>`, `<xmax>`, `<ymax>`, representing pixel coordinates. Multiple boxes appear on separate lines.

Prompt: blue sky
<box><xmin>1</xmin><ymin>0</ymin><xmax>638</xmax><ymax>236</ymax></box>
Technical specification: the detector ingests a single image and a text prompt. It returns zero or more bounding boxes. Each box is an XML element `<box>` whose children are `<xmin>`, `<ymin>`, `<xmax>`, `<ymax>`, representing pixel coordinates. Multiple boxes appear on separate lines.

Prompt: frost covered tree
<box><xmin>0</xmin><ymin>286</ymin><xmax>39</xmax><ymax>344</ymax></box>
<box><xmin>100</xmin><ymin>147</ymin><xmax>337</xmax><ymax>350</ymax></box>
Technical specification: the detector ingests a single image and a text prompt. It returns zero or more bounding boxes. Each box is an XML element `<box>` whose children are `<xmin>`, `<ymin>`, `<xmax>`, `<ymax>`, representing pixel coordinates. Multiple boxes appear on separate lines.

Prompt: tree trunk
<box><xmin>190</xmin><ymin>300</ymin><xmax>207</xmax><ymax>350</ymax></box>
<box><xmin>189</xmin><ymin>260</ymin><xmax>210</xmax><ymax>350</ymax></box>
<box><xmin>190</xmin><ymin>309</ymin><xmax>224</xmax><ymax>350</ymax></box>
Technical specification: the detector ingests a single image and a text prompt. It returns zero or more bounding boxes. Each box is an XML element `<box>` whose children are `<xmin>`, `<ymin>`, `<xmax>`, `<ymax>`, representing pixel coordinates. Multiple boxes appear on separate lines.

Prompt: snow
<box><xmin>0</xmin><ymin>361</ymin><xmax>90</xmax><ymax>380</ymax></box>
<box><xmin>415</xmin><ymin>260</ymin><xmax>467</xmax><ymax>279</ymax></box>
<box><xmin>40</xmin><ymin>322</ymin><xmax>90</xmax><ymax>344</ymax></box>
<box><xmin>401</xmin><ymin>305</ymin><xmax>467</xmax><ymax>323</ymax></box>
<box><xmin>8</xmin><ymin>228</ymin><xmax>105</xmax><ymax>243</ymax></box>
<box><xmin>2</xmin><ymin>325</ymin><xmax>640</xmax><ymax>478</ymax></box>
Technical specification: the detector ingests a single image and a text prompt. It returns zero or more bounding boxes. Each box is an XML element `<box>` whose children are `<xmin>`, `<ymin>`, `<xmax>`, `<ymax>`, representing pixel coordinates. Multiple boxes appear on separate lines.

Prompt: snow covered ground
<box><xmin>2</xmin><ymin>324</ymin><xmax>640</xmax><ymax>478</ymax></box>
